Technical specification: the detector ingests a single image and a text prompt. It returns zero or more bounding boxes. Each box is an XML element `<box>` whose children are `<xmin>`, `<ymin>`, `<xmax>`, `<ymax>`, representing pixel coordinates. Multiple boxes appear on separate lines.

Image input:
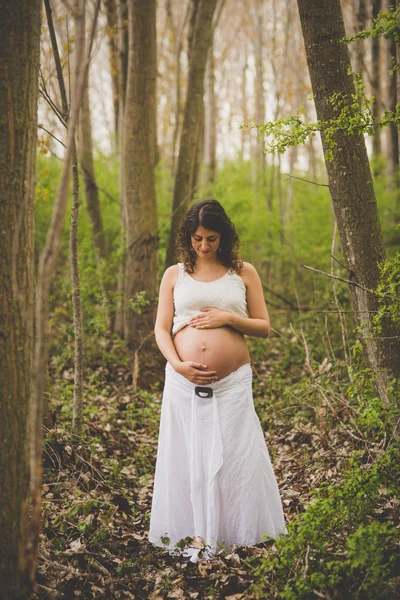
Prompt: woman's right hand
<box><xmin>174</xmin><ymin>361</ymin><xmax>218</xmax><ymax>385</ymax></box>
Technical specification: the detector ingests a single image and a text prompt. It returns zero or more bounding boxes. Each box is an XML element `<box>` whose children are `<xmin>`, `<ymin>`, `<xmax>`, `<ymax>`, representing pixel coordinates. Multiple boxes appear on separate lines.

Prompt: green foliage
<box><xmin>373</xmin><ymin>252</ymin><xmax>400</xmax><ymax>329</ymax></box>
<box><xmin>344</xmin><ymin>6</ymin><xmax>400</xmax><ymax>46</ymax></box>
<box><xmin>128</xmin><ymin>290</ymin><xmax>152</xmax><ymax>315</ymax></box>
<box><xmin>249</xmin><ymin>355</ymin><xmax>400</xmax><ymax>600</ymax></box>
<box><xmin>253</xmin><ymin>72</ymin><xmax>400</xmax><ymax>158</ymax></box>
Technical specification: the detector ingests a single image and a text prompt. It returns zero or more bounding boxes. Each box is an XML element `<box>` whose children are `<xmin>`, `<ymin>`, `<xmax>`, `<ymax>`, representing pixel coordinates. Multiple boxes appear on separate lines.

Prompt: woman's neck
<box><xmin>194</xmin><ymin>257</ymin><xmax>224</xmax><ymax>270</ymax></box>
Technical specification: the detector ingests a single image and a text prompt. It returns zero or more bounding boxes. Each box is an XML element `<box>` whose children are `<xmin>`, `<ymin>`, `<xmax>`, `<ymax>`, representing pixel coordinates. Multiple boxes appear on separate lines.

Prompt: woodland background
<box><xmin>0</xmin><ymin>0</ymin><xmax>399</xmax><ymax>598</ymax></box>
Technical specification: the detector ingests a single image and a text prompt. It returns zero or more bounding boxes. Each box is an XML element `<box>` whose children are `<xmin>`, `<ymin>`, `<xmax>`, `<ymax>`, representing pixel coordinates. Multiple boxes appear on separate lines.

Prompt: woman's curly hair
<box><xmin>176</xmin><ymin>199</ymin><xmax>243</xmax><ymax>274</ymax></box>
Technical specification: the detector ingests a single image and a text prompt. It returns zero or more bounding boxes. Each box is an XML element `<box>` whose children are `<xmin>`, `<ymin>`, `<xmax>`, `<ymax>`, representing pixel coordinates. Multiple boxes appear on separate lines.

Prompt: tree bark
<box><xmin>297</xmin><ymin>0</ymin><xmax>400</xmax><ymax>403</ymax></box>
<box><xmin>0</xmin><ymin>1</ymin><xmax>41</xmax><ymax>596</ymax></box>
<box><xmin>123</xmin><ymin>0</ymin><xmax>159</xmax><ymax>389</ymax></box>
<box><xmin>114</xmin><ymin>0</ymin><xmax>129</xmax><ymax>337</ymax></box>
<box><xmin>165</xmin><ymin>0</ymin><xmax>219</xmax><ymax>269</ymax></box>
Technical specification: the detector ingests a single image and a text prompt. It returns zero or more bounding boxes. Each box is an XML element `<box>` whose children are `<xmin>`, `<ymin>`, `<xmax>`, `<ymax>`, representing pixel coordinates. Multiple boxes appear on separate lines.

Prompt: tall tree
<box><xmin>114</xmin><ymin>0</ymin><xmax>129</xmax><ymax>337</ymax></box>
<box><xmin>123</xmin><ymin>0</ymin><xmax>159</xmax><ymax>388</ymax></box>
<box><xmin>30</xmin><ymin>1</ymin><xmax>101</xmax><ymax>589</ymax></box>
<box><xmin>0</xmin><ymin>1</ymin><xmax>41</xmax><ymax>595</ymax></box>
<box><xmin>44</xmin><ymin>0</ymin><xmax>87</xmax><ymax>435</ymax></box>
<box><xmin>384</xmin><ymin>0</ymin><xmax>399</xmax><ymax>179</ymax></box>
<box><xmin>296</xmin><ymin>0</ymin><xmax>400</xmax><ymax>403</ymax></box>
<box><xmin>165</xmin><ymin>0</ymin><xmax>219</xmax><ymax>268</ymax></box>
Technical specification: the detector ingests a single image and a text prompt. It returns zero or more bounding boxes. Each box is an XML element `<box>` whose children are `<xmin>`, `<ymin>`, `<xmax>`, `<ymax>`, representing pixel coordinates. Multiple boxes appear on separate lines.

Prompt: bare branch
<box><xmin>38</xmin><ymin>124</ymin><xmax>66</xmax><ymax>148</ymax></box>
<box><xmin>44</xmin><ymin>0</ymin><xmax>69</xmax><ymax>119</ymax></box>
<box><xmin>300</xmin><ymin>263</ymin><xmax>373</xmax><ymax>293</ymax></box>
<box><xmin>283</xmin><ymin>173</ymin><xmax>330</xmax><ymax>188</ymax></box>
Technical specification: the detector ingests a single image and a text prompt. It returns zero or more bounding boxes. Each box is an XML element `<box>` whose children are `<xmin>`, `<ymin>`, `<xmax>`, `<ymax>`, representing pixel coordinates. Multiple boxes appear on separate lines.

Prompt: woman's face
<box><xmin>191</xmin><ymin>226</ymin><xmax>221</xmax><ymax>260</ymax></box>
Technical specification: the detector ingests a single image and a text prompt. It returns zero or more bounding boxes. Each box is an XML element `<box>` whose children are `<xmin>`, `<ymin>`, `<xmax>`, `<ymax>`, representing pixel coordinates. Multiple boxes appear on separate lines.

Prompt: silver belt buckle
<box><xmin>194</xmin><ymin>386</ymin><xmax>213</xmax><ymax>398</ymax></box>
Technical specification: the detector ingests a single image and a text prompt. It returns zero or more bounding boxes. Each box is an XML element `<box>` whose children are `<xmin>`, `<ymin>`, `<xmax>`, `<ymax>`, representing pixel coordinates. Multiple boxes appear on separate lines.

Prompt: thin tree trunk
<box><xmin>78</xmin><ymin>69</ymin><xmax>114</xmax><ymax>330</ymax></box>
<box><xmin>396</xmin><ymin>0</ymin><xmax>400</xmax><ymax>167</ymax></box>
<box><xmin>165</xmin><ymin>0</ymin><xmax>219</xmax><ymax>269</ymax></box>
<box><xmin>204</xmin><ymin>40</ymin><xmax>217</xmax><ymax>185</ymax></box>
<box><xmin>0</xmin><ymin>1</ymin><xmax>41</xmax><ymax>596</ymax></box>
<box><xmin>71</xmin><ymin>139</ymin><xmax>84</xmax><ymax>435</ymax></box>
<box><xmin>371</xmin><ymin>0</ymin><xmax>382</xmax><ymax>161</ymax></box>
<box><xmin>171</xmin><ymin>2</ymin><xmax>191</xmax><ymax>176</ymax></box>
<box><xmin>192</xmin><ymin>92</ymin><xmax>205</xmax><ymax>198</ymax></box>
<box><xmin>104</xmin><ymin>0</ymin><xmax>120</xmax><ymax>150</ymax></box>
<box><xmin>353</xmin><ymin>0</ymin><xmax>368</xmax><ymax>77</ymax></box>
<box><xmin>30</xmin><ymin>0</ymin><xmax>100</xmax><ymax>586</ymax></box>
<box><xmin>285</xmin><ymin>145</ymin><xmax>298</xmax><ymax>225</ymax></box>
<box><xmin>46</xmin><ymin>0</ymin><xmax>86</xmax><ymax>434</ymax></box>
<box><xmin>254</xmin><ymin>0</ymin><xmax>266</xmax><ymax>192</ymax></box>
<box><xmin>240</xmin><ymin>50</ymin><xmax>249</xmax><ymax>161</ymax></box>
<box><xmin>385</xmin><ymin>27</ymin><xmax>399</xmax><ymax>177</ymax></box>
<box><xmin>114</xmin><ymin>0</ymin><xmax>129</xmax><ymax>337</ymax></box>
<box><xmin>277</xmin><ymin>153</ymin><xmax>284</xmax><ymax>245</ymax></box>
<box><xmin>297</xmin><ymin>0</ymin><xmax>400</xmax><ymax>403</ymax></box>
<box><xmin>123</xmin><ymin>0</ymin><xmax>159</xmax><ymax>389</ymax></box>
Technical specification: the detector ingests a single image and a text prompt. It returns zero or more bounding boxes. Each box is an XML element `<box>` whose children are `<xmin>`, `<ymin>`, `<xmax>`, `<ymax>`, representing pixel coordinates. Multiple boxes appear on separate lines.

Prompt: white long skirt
<box><xmin>148</xmin><ymin>362</ymin><xmax>286</xmax><ymax>560</ymax></box>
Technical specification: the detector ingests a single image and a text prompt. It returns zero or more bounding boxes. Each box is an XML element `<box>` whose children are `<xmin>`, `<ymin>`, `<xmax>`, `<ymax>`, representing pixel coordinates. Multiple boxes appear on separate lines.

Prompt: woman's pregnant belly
<box><xmin>174</xmin><ymin>325</ymin><xmax>250</xmax><ymax>381</ymax></box>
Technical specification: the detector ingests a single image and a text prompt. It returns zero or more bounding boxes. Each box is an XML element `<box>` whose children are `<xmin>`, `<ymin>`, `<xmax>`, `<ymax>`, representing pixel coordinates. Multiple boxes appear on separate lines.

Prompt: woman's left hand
<box><xmin>189</xmin><ymin>308</ymin><xmax>230</xmax><ymax>329</ymax></box>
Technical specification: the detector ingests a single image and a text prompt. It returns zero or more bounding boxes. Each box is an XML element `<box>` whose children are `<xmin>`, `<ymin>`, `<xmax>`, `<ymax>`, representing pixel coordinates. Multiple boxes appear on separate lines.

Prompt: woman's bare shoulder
<box><xmin>161</xmin><ymin>264</ymin><xmax>180</xmax><ymax>287</ymax></box>
<box><xmin>240</xmin><ymin>261</ymin><xmax>259</xmax><ymax>282</ymax></box>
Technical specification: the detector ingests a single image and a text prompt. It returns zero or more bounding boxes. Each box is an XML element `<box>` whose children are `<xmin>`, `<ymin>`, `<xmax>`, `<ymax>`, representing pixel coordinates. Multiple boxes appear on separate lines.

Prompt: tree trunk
<box><xmin>171</xmin><ymin>2</ymin><xmax>191</xmax><ymax>176</ymax></box>
<box><xmin>385</xmin><ymin>27</ymin><xmax>399</xmax><ymax>177</ymax></box>
<box><xmin>123</xmin><ymin>0</ymin><xmax>159</xmax><ymax>389</ymax></box>
<box><xmin>192</xmin><ymin>91</ymin><xmax>205</xmax><ymax>198</ymax></box>
<box><xmin>165</xmin><ymin>0</ymin><xmax>219</xmax><ymax>269</ymax></box>
<box><xmin>47</xmin><ymin>0</ymin><xmax>86</xmax><ymax>435</ymax></box>
<box><xmin>114</xmin><ymin>0</ymin><xmax>129</xmax><ymax>337</ymax></box>
<box><xmin>30</xmin><ymin>0</ymin><xmax>100</xmax><ymax>587</ymax></box>
<box><xmin>0</xmin><ymin>1</ymin><xmax>41</xmax><ymax>596</ymax></box>
<box><xmin>71</xmin><ymin>139</ymin><xmax>85</xmax><ymax>435</ymax></box>
<box><xmin>297</xmin><ymin>0</ymin><xmax>400</xmax><ymax>403</ymax></box>
<box><xmin>104</xmin><ymin>0</ymin><xmax>120</xmax><ymax>150</ymax></box>
<box><xmin>254</xmin><ymin>0</ymin><xmax>266</xmax><ymax>192</ymax></box>
<box><xmin>204</xmin><ymin>41</ymin><xmax>217</xmax><ymax>185</ymax></box>
<box><xmin>78</xmin><ymin>69</ymin><xmax>114</xmax><ymax>330</ymax></box>
<box><xmin>396</xmin><ymin>0</ymin><xmax>400</xmax><ymax>167</ymax></box>
<box><xmin>371</xmin><ymin>0</ymin><xmax>382</xmax><ymax>161</ymax></box>
<box><xmin>351</xmin><ymin>0</ymin><xmax>368</xmax><ymax>77</ymax></box>
<box><xmin>240</xmin><ymin>50</ymin><xmax>249</xmax><ymax>161</ymax></box>
<box><xmin>70</xmin><ymin>8</ymin><xmax>85</xmax><ymax>435</ymax></box>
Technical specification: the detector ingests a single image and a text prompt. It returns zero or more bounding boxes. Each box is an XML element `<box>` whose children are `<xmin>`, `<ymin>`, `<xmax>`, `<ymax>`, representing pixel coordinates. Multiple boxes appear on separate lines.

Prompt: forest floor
<box><xmin>33</xmin><ymin>327</ymin><xmax>396</xmax><ymax>600</ymax></box>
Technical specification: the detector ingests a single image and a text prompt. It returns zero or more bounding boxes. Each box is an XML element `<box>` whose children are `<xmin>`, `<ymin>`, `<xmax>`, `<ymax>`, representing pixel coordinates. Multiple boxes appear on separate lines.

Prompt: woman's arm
<box><xmin>154</xmin><ymin>266</ymin><xmax>218</xmax><ymax>383</ymax></box>
<box><xmin>154</xmin><ymin>266</ymin><xmax>182</xmax><ymax>369</ymax></box>
<box><xmin>189</xmin><ymin>262</ymin><xmax>270</xmax><ymax>338</ymax></box>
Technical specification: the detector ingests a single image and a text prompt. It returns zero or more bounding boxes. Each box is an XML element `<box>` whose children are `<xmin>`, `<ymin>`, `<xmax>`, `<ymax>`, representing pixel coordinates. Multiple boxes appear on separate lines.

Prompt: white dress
<box><xmin>148</xmin><ymin>264</ymin><xmax>287</xmax><ymax>560</ymax></box>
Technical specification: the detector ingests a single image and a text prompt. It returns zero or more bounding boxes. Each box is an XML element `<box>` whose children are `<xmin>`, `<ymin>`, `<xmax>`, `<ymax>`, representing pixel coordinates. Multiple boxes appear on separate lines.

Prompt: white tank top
<box><xmin>172</xmin><ymin>262</ymin><xmax>248</xmax><ymax>335</ymax></box>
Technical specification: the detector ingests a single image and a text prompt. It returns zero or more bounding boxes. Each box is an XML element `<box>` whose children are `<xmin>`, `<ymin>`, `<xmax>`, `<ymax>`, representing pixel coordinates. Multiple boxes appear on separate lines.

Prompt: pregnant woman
<box><xmin>148</xmin><ymin>200</ymin><xmax>286</xmax><ymax>562</ymax></box>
